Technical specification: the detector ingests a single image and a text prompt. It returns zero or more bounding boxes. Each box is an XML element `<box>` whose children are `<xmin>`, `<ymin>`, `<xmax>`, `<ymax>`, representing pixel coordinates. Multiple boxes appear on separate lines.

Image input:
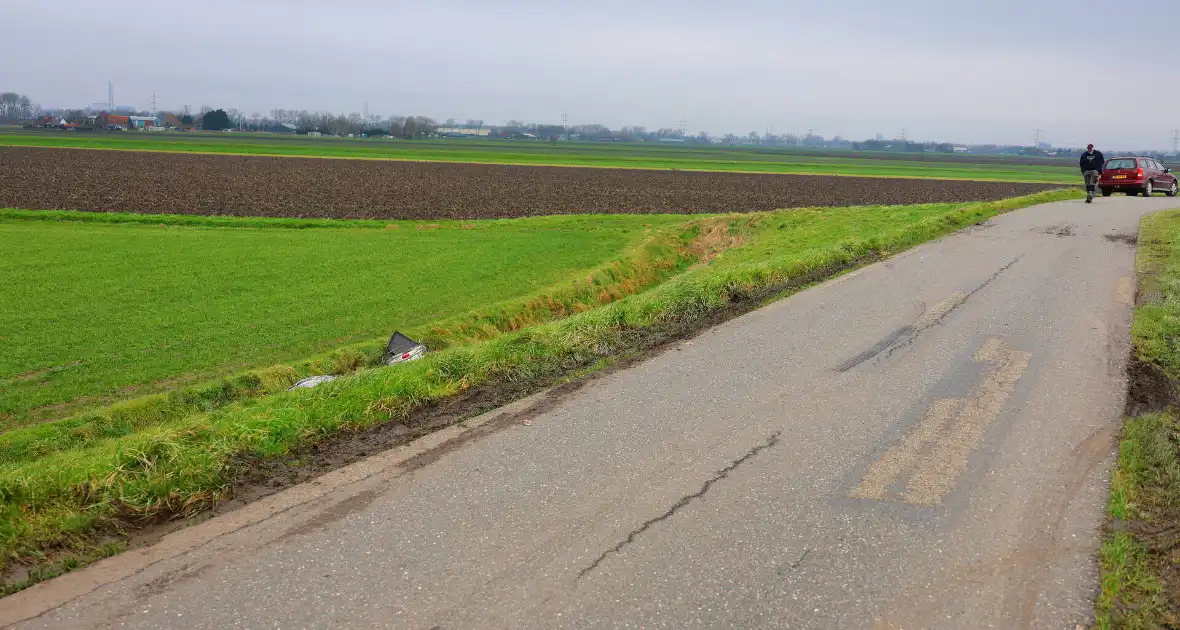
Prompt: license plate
<box><xmin>1113</xmin><ymin>175</ymin><xmax>1127</xmax><ymax>179</ymax></box>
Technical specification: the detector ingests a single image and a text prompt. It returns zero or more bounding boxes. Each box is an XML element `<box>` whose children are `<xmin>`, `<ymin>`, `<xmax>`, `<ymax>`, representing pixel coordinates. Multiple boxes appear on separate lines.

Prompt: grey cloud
<box><xmin>2</xmin><ymin>0</ymin><xmax>1177</xmax><ymax>149</ymax></box>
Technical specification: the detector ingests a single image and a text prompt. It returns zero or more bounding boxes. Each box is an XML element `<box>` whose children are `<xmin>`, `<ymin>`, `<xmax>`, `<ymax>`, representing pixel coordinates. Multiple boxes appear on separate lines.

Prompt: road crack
<box><xmin>837</xmin><ymin>255</ymin><xmax>1024</xmax><ymax>371</ymax></box>
<box><xmin>578</xmin><ymin>431</ymin><xmax>782</xmax><ymax>579</ymax></box>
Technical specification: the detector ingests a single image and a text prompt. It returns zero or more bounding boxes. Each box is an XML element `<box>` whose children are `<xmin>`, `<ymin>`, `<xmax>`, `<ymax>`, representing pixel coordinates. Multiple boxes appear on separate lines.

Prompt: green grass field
<box><xmin>1096</xmin><ymin>208</ymin><xmax>1180</xmax><ymax>629</ymax></box>
<box><xmin>0</xmin><ymin>130</ymin><xmax>1078</xmax><ymax>183</ymax></box>
<box><xmin>0</xmin><ymin>212</ymin><xmax>693</xmax><ymax>431</ymax></box>
<box><xmin>0</xmin><ymin>189</ymin><xmax>1079</xmax><ymax>594</ymax></box>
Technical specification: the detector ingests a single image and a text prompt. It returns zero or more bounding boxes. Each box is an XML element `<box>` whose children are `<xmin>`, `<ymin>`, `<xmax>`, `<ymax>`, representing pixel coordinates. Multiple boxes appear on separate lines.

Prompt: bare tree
<box><xmin>0</xmin><ymin>93</ymin><xmax>17</xmax><ymax>119</ymax></box>
<box><xmin>0</xmin><ymin>92</ymin><xmax>38</xmax><ymax>120</ymax></box>
<box><xmin>17</xmin><ymin>95</ymin><xmax>32</xmax><ymax>119</ymax></box>
<box><xmin>227</xmin><ymin>108</ymin><xmax>244</xmax><ymax>130</ymax></box>
<box><xmin>387</xmin><ymin>115</ymin><xmax>407</xmax><ymax>137</ymax></box>
<box><xmin>346</xmin><ymin>112</ymin><xmax>363</xmax><ymax>134</ymax></box>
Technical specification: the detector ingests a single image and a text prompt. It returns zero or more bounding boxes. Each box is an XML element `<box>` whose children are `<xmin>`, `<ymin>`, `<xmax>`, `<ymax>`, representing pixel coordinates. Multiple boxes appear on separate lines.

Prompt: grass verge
<box><xmin>1096</xmin><ymin>208</ymin><xmax>1180</xmax><ymax>629</ymax></box>
<box><xmin>0</xmin><ymin>189</ymin><xmax>1079</xmax><ymax>595</ymax></box>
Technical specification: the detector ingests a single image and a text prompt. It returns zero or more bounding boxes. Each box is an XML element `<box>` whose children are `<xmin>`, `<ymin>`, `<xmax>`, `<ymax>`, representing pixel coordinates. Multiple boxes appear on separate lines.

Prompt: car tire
<box><xmin>1168</xmin><ymin>181</ymin><xmax>1179</xmax><ymax>198</ymax></box>
<box><xmin>1101</xmin><ymin>189</ymin><xmax>1113</xmax><ymax>197</ymax></box>
<box><xmin>1144</xmin><ymin>181</ymin><xmax>1153</xmax><ymax>197</ymax></box>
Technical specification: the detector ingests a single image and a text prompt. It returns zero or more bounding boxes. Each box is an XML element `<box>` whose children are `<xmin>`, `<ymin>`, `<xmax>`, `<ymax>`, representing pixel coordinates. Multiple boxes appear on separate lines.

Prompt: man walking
<box><xmin>1079</xmin><ymin>144</ymin><xmax>1105</xmax><ymax>203</ymax></box>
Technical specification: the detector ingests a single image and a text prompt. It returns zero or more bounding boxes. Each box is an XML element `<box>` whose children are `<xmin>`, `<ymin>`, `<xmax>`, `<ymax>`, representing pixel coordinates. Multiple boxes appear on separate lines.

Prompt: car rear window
<box><xmin>1105</xmin><ymin>158</ymin><xmax>1137</xmax><ymax>170</ymax></box>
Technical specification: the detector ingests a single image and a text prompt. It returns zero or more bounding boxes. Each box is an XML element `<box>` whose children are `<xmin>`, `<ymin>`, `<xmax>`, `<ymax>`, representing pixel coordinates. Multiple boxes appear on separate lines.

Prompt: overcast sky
<box><xmin>4</xmin><ymin>0</ymin><xmax>1178</xmax><ymax>149</ymax></box>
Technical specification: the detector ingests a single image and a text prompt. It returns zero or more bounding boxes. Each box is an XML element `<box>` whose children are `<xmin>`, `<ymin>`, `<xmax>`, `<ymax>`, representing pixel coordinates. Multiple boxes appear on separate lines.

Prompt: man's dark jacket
<box><xmin>1080</xmin><ymin>150</ymin><xmax>1105</xmax><ymax>173</ymax></box>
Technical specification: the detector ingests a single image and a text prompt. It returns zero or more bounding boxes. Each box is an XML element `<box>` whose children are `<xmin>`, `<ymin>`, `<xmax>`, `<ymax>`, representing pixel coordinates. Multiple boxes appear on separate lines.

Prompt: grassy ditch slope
<box><xmin>1097</xmin><ymin>209</ymin><xmax>1180</xmax><ymax>629</ymax></box>
<box><xmin>0</xmin><ymin>189</ymin><xmax>1078</xmax><ymax>594</ymax></box>
<box><xmin>0</xmin><ymin>211</ymin><xmax>696</xmax><ymax>430</ymax></box>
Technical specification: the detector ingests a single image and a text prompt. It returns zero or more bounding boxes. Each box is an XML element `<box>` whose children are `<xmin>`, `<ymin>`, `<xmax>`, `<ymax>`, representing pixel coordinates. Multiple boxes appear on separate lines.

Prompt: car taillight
<box><xmin>1138</xmin><ymin>169</ymin><xmax>1144</xmax><ymax>178</ymax></box>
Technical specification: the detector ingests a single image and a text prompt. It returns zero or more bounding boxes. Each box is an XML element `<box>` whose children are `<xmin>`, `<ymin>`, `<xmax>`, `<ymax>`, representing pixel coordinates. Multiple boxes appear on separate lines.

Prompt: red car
<box><xmin>1099</xmin><ymin>156</ymin><xmax>1178</xmax><ymax>197</ymax></box>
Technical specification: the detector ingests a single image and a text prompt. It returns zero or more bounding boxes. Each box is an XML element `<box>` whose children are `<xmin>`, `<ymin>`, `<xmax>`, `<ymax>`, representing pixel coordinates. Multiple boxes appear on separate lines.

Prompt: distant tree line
<box><xmin>0</xmin><ymin>92</ymin><xmax>40</xmax><ymax>121</ymax></box>
<box><xmin>18</xmin><ymin>89</ymin><xmax>1145</xmax><ymax>157</ymax></box>
<box><xmin>257</xmin><ymin>109</ymin><xmax>438</xmax><ymax>138</ymax></box>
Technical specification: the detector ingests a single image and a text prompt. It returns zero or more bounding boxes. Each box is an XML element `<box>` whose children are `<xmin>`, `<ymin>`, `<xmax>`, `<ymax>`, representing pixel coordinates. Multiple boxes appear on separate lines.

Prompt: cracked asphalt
<box><xmin>7</xmin><ymin>195</ymin><xmax>1177</xmax><ymax>629</ymax></box>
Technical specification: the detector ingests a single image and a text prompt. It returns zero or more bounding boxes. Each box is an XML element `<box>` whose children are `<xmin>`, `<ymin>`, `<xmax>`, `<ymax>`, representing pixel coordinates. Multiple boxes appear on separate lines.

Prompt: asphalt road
<box><xmin>6</xmin><ymin>195</ymin><xmax>1177</xmax><ymax>630</ymax></box>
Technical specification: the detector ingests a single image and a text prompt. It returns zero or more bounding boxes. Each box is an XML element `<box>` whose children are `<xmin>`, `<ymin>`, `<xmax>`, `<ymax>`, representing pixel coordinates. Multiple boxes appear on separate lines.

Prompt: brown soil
<box><xmin>1104</xmin><ymin>233</ymin><xmax>1139</xmax><ymax>246</ymax></box>
<box><xmin>0</xmin><ymin>147</ymin><xmax>1063</xmax><ymax>220</ymax></box>
<box><xmin>1124</xmin><ymin>355</ymin><xmax>1178</xmax><ymax>417</ymax></box>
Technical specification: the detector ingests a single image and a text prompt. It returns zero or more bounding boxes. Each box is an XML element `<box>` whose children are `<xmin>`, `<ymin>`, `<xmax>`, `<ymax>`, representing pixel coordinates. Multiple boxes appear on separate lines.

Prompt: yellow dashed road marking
<box><xmin>851</xmin><ymin>338</ymin><xmax>1031</xmax><ymax>506</ymax></box>
<box><xmin>850</xmin><ymin>399</ymin><xmax>962</xmax><ymax>501</ymax></box>
<box><xmin>912</xmin><ymin>292</ymin><xmax>969</xmax><ymax>329</ymax></box>
<box><xmin>1115</xmin><ymin>277</ymin><xmax>1135</xmax><ymax>306</ymax></box>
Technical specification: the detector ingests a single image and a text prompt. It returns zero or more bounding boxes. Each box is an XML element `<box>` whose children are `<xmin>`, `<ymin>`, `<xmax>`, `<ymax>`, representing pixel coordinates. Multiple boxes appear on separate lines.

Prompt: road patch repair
<box><xmin>851</xmin><ymin>337</ymin><xmax>1032</xmax><ymax>506</ymax></box>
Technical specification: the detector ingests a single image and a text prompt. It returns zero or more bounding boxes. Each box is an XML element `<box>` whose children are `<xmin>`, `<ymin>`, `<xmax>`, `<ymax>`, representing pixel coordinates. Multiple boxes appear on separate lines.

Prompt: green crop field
<box><xmin>0</xmin><ymin>211</ymin><xmax>692</xmax><ymax>432</ymax></box>
<box><xmin>0</xmin><ymin>130</ymin><xmax>1078</xmax><ymax>183</ymax></box>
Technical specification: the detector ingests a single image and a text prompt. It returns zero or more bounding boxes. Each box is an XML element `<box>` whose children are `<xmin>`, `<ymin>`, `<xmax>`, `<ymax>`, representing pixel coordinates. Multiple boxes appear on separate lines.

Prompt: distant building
<box><xmin>437</xmin><ymin>127</ymin><xmax>490</xmax><ymax>138</ymax></box>
<box><xmin>953</xmin><ymin>146</ymin><xmax>969</xmax><ymax>153</ymax></box>
<box><xmin>97</xmin><ymin>113</ymin><xmax>130</xmax><ymax>130</ymax></box>
<box><xmin>128</xmin><ymin>116</ymin><xmax>159</xmax><ymax>129</ymax></box>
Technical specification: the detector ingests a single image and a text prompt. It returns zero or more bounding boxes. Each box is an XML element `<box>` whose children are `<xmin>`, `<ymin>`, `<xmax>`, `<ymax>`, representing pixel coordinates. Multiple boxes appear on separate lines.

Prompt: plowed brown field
<box><xmin>1</xmin><ymin>147</ymin><xmax>1064</xmax><ymax>219</ymax></box>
